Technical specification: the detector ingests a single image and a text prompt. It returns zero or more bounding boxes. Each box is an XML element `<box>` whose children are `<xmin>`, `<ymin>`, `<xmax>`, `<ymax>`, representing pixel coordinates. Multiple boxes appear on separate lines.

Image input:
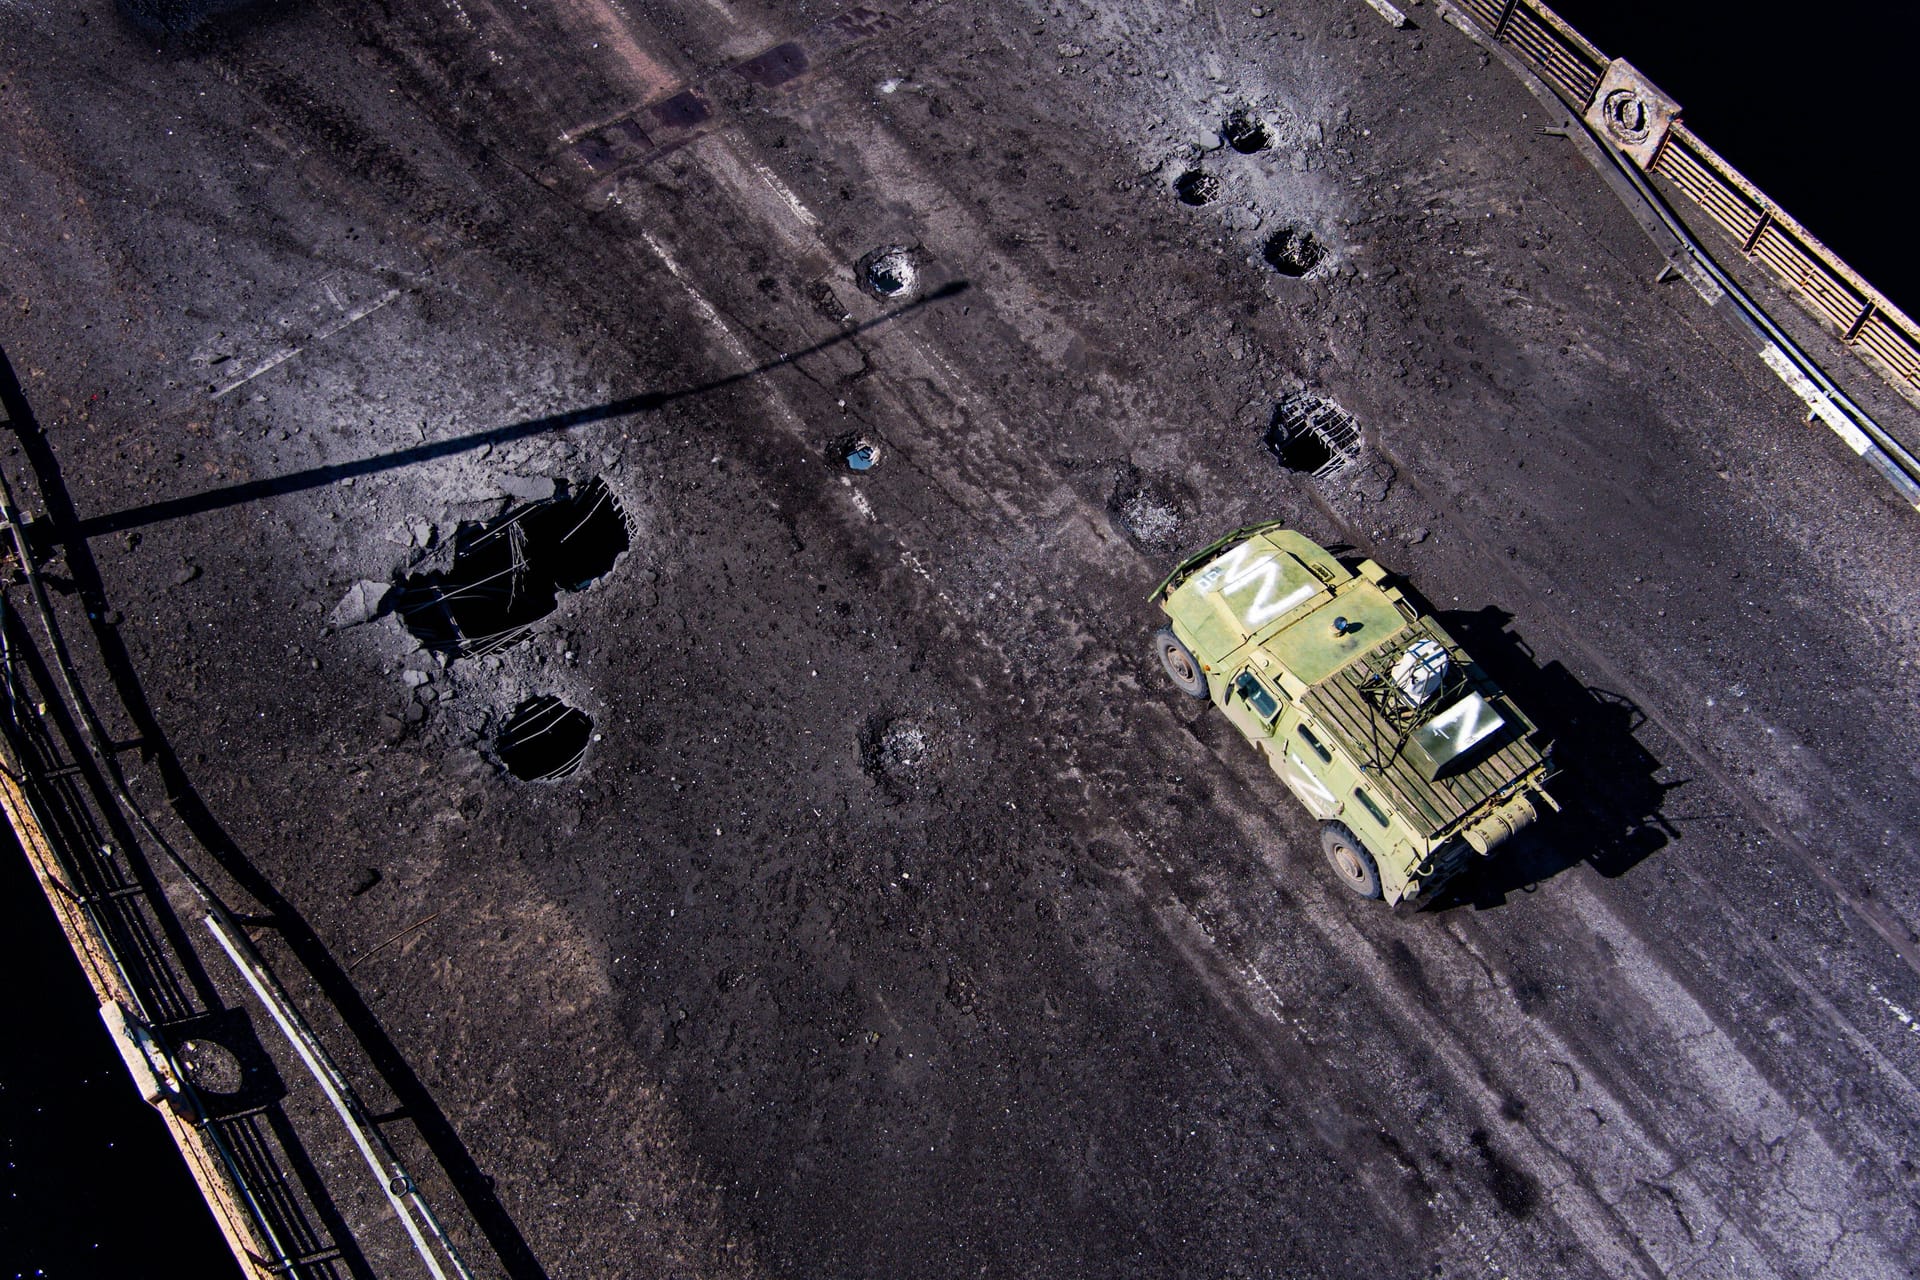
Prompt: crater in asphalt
<box><xmin>877</xmin><ymin>720</ymin><xmax>927</xmax><ymax>773</ymax></box>
<box><xmin>1107</xmin><ymin>464</ymin><xmax>1186</xmax><ymax>551</ymax></box>
<box><xmin>830</xmin><ymin>432</ymin><xmax>881</xmax><ymax>472</ymax></box>
<box><xmin>397</xmin><ymin>477</ymin><xmax>629</xmax><ymax>656</ymax></box>
<box><xmin>495</xmin><ymin>695</ymin><xmax>594</xmax><ymax>782</ymax></box>
<box><xmin>860</xmin><ymin>714</ymin><xmax>938</xmax><ymax>798</ymax></box>
<box><xmin>1264</xmin><ymin>393</ymin><xmax>1361</xmax><ymax>478</ymax></box>
<box><xmin>1222</xmin><ymin>111</ymin><xmax>1270</xmax><ymax>154</ymax></box>
<box><xmin>1262</xmin><ymin>225</ymin><xmax>1326</xmax><ymax>276</ymax></box>
<box><xmin>857</xmin><ymin>246</ymin><xmax>917</xmax><ymax>299</ymax></box>
<box><xmin>1174</xmin><ymin>169</ymin><xmax>1220</xmax><ymax>206</ymax></box>
<box><xmin>1119</xmin><ymin>493</ymin><xmax>1181</xmax><ymax>546</ymax></box>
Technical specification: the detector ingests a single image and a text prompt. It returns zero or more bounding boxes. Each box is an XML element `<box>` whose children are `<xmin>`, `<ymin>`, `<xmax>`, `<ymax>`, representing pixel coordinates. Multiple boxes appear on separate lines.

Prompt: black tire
<box><xmin>1320</xmin><ymin>822</ymin><xmax>1383</xmax><ymax>899</ymax></box>
<box><xmin>1154</xmin><ymin>627</ymin><xmax>1209</xmax><ymax>699</ymax></box>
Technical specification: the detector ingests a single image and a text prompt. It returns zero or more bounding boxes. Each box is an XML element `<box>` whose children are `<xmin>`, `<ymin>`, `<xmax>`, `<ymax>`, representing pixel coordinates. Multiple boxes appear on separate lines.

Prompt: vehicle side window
<box><xmin>1296</xmin><ymin>724</ymin><xmax>1332</xmax><ymax>763</ymax></box>
<box><xmin>1230</xmin><ymin>671</ymin><xmax>1283</xmax><ymax>723</ymax></box>
<box><xmin>1353</xmin><ymin>788</ymin><xmax>1390</xmax><ymax>827</ymax></box>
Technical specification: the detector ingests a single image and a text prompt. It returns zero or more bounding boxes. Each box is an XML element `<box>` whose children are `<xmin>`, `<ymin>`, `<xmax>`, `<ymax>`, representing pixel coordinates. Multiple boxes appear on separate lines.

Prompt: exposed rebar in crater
<box><xmin>1264</xmin><ymin>393</ymin><xmax>1363</xmax><ymax>478</ymax></box>
<box><xmin>397</xmin><ymin>476</ymin><xmax>630</xmax><ymax>657</ymax></box>
<box><xmin>1222</xmin><ymin>111</ymin><xmax>1270</xmax><ymax>154</ymax></box>
<box><xmin>1174</xmin><ymin>169</ymin><xmax>1220</xmax><ymax>206</ymax></box>
<box><xmin>1263</xmin><ymin>225</ymin><xmax>1326</xmax><ymax>277</ymax></box>
<box><xmin>495</xmin><ymin>695</ymin><xmax>594</xmax><ymax>782</ymax></box>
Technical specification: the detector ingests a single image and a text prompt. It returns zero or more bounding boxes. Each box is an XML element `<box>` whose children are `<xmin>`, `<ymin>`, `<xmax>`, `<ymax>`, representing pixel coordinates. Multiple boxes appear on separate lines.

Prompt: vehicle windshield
<box><xmin>1231</xmin><ymin>671</ymin><xmax>1283</xmax><ymax>722</ymax></box>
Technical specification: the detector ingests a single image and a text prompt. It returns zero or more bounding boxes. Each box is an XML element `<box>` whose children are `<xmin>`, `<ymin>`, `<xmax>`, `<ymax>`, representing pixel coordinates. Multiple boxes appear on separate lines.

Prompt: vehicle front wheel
<box><xmin>1320</xmin><ymin>822</ymin><xmax>1383</xmax><ymax>899</ymax></box>
<box><xmin>1153</xmin><ymin>627</ymin><xmax>1209</xmax><ymax>699</ymax></box>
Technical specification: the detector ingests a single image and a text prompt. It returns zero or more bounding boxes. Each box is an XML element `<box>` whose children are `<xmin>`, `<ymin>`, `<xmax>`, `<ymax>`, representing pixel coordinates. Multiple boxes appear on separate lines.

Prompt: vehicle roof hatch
<box><xmin>1180</xmin><ymin>536</ymin><xmax>1330</xmax><ymax>654</ymax></box>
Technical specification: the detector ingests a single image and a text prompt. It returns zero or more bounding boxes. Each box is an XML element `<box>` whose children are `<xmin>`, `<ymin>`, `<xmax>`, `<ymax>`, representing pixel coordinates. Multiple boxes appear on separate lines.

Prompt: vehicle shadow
<box><xmin>1420</xmin><ymin>606</ymin><xmax>1680</xmax><ymax>911</ymax></box>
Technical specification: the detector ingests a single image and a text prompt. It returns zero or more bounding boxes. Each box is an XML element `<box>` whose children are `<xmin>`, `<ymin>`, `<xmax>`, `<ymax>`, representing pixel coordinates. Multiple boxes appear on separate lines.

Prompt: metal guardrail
<box><xmin>0</xmin><ymin>585</ymin><xmax>332</xmax><ymax>1278</ymax></box>
<box><xmin>0</xmin><ymin>432</ymin><xmax>473</xmax><ymax>1277</ymax></box>
<box><xmin>1452</xmin><ymin>0</ymin><xmax>1920</xmax><ymax>411</ymax></box>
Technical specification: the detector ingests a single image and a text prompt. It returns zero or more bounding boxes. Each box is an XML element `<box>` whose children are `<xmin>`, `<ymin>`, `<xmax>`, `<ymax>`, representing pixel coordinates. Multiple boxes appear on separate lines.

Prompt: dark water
<box><xmin>1543</xmin><ymin>0</ymin><xmax>1920</xmax><ymax>315</ymax></box>
<box><xmin>0</xmin><ymin>830</ymin><xmax>240</xmax><ymax>1279</ymax></box>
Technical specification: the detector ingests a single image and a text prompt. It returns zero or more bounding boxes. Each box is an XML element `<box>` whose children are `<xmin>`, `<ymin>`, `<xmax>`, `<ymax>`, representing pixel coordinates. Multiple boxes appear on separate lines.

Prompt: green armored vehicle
<box><xmin>1151</xmin><ymin>523</ymin><xmax>1557</xmax><ymax>904</ymax></box>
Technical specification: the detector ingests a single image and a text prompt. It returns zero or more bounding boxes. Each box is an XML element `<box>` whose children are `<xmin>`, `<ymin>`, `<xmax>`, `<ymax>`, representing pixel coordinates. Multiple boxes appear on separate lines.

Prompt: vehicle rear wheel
<box><xmin>1320</xmin><ymin>822</ymin><xmax>1382</xmax><ymax>899</ymax></box>
<box><xmin>1153</xmin><ymin>627</ymin><xmax>1209</xmax><ymax>699</ymax></box>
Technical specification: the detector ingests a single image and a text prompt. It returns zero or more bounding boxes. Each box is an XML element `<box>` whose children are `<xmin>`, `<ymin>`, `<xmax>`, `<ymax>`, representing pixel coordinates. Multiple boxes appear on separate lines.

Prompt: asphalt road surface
<box><xmin>4</xmin><ymin>2</ymin><xmax>1919</xmax><ymax>1277</ymax></box>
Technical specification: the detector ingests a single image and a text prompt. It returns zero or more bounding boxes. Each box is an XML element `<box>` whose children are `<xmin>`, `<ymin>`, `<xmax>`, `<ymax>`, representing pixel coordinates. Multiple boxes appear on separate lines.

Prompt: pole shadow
<box><xmin>74</xmin><ymin>279</ymin><xmax>968</xmax><ymax>540</ymax></box>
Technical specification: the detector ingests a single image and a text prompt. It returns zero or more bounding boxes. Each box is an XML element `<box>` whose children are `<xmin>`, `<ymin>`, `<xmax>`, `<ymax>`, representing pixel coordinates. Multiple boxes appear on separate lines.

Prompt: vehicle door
<box><xmin>1222</xmin><ymin>667</ymin><xmax>1286</xmax><ymax>758</ymax></box>
<box><xmin>1274</xmin><ymin>718</ymin><xmax>1345</xmax><ymax>821</ymax></box>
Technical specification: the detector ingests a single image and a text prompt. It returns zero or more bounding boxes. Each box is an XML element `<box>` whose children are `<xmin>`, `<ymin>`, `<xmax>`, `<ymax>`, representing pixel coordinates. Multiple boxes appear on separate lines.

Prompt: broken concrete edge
<box><xmin>329</xmin><ymin>579</ymin><xmax>396</xmax><ymax>631</ymax></box>
<box><xmin>1759</xmin><ymin>345</ymin><xmax>1920</xmax><ymax>511</ymax></box>
<box><xmin>497</xmin><ymin>473</ymin><xmax>558</xmax><ymax>502</ymax></box>
<box><xmin>1435</xmin><ymin>0</ymin><xmax>1920</xmax><ymax>514</ymax></box>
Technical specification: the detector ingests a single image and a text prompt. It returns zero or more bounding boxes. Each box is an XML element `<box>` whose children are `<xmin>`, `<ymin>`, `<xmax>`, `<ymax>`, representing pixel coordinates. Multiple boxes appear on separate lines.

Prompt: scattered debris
<box><xmin>497</xmin><ymin>473</ymin><xmax>558</xmax><ymax>502</ymax></box>
<box><xmin>329</xmin><ymin>579</ymin><xmax>395</xmax><ymax>630</ymax></box>
<box><xmin>807</xmin><ymin>278</ymin><xmax>853</xmax><ymax>324</ymax></box>
<box><xmin>172</xmin><ymin>562</ymin><xmax>201</xmax><ymax>586</ymax></box>
<box><xmin>348</xmin><ymin>866</ymin><xmax>383</xmax><ymax>897</ymax></box>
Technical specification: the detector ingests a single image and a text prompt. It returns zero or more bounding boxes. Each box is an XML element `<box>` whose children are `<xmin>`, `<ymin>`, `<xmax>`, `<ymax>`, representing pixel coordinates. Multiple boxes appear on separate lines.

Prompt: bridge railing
<box><xmin>1449</xmin><ymin>0</ymin><xmax>1920</xmax><ymax>409</ymax></box>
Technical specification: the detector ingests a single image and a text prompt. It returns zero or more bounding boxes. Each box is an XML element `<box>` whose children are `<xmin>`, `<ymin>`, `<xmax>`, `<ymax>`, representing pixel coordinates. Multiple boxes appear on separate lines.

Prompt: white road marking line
<box><xmin>842</xmin><ymin>477</ymin><xmax>876</xmax><ymax>522</ymax></box>
<box><xmin>210</xmin><ymin>289</ymin><xmax>400</xmax><ymax>399</ymax></box>
<box><xmin>1869</xmin><ymin>986</ymin><xmax>1920</xmax><ymax>1035</ymax></box>
<box><xmin>751</xmin><ymin>160</ymin><xmax>819</xmax><ymax>228</ymax></box>
<box><xmin>639</xmin><ymin>232</ymin><xmax>741</xmax><ymax>349</ymax></box>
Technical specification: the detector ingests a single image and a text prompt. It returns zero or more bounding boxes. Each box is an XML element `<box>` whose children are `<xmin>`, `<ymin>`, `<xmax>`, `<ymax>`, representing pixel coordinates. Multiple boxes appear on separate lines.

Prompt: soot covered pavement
<box><xmin>4</xmin><ymin>2</ymin><xmax>1920</xmax><ymax>1279</ymax></box>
